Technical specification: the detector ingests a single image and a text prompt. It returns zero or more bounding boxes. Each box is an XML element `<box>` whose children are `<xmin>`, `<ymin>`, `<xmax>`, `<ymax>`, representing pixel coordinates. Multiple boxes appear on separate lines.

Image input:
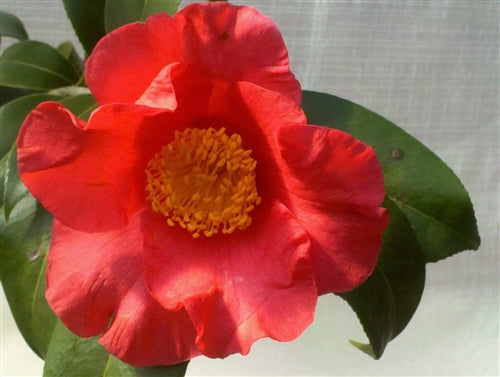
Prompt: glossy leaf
<box><xmin>62</xmin><ymin>0</ymin><xmax>107</xmax><ymax>56</ymax></box>
<box><xmin>340</xmin><ymin>198</ymin><xmax>425</xmax><ymax>359</ymax></box>
<box><xmin>0</xmin><ymin>195</ymin><xmax>56</xmax><ymax>358</ymax></box>
<box><xmin>57</xmin><ymin>41</ymin><xmax>84</xmax><ymax>74</ymax></box>
<box><xmin>0</xmin><ymin>10</ymin><xmax>28</xmax><ymax>40</ymax></box>
<box><xmin>0</xmin><ymin>155</ymin><xmax>7</xmax><ymax>208</ymax></box>
<box><xmin>44</xmin><ymin>321</ymin><xmax>189</xmax><ymax>377</ymax></box>
<box><xmin>0</xmin><ymin>41</ymin><xmax>80</xmax><ymax>90</ymax></box>
<box><xmin>3</xmin><ymin>146</ymin><xmax>29</xmax><ymax>220</ymax></box>
<box><xmin>104</xmin><ymin>0</ymin><xmax>181</xmax><ymax>33</ymax></box>
<box><xmin>0</xmin><ymin>93</ymin><xmax>61</xmax><ymax>162</ymax></box>
<box><xmin>59</xmin><ymin>93</ymin><xmax>97</xmax><ymax>121</ymax></box>
<box><xmin>0</xmin><ymin>86</ymin><xmax>34</xmax><ymax>106</ymax></box>
<box><xmin>301</xmin><ymin>90</ymin><xmax>480</xmax><ymax>262</ymax></box>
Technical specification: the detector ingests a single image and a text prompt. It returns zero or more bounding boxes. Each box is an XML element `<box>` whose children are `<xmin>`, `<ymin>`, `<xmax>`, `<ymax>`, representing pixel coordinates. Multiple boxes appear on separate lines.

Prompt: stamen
<box><xmin>145</xmin><ymin>127</ymin><xmax>261</xmax><ymax>238</ymax></box>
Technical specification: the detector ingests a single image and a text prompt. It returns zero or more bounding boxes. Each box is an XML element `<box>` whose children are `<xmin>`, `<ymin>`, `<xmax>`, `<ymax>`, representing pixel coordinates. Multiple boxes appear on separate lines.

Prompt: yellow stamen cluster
<box><xmin>145</xmin><ymin>127</ymin><xmax>261</xmax><ymax>238</ymax></box>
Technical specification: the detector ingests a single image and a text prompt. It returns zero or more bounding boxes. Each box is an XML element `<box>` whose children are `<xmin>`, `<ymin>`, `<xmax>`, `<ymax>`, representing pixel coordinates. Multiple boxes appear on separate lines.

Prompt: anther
<box><xmin>145</xmin><ymin>127</ymin><xmax>261</xmax><ymax>238</ymax></box>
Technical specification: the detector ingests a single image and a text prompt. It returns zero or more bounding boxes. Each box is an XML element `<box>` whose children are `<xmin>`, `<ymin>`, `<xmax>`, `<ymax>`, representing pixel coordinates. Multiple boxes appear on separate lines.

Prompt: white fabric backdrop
<box><xmin>1</xmin><ymin>1</ymin><xmax>498</xmax><ymax>376</ymax></box>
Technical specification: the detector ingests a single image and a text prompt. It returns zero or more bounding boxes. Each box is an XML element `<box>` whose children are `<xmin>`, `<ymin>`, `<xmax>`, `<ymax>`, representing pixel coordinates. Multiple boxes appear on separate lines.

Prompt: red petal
<box><xmin>46</xmin><ymin>213</ymin><xmax>199</xmax><ymax>366</ymax></box>
<box><xmin>85</xmin><ymin>13</ymin><xmax>180</xmax><ymax>105</ymax></box>
<box><xmin>17</xmin><ymin>102</ymin><xmax>166</xmax><ymax>232</ymax></box>
<box><xmin>98</xmin><ymin>278</ymin><xmax>199</xmax><ymax>367</ymax></box>
<box><xmin>86</xmin><ymin>3</ymin><xmax>301</xmax><ymax>106</ymax></box>
<box><xmin>176</xmin><ymin>2</ymin><xmax>301</xmax><ymax>104</ymax></box>
<box><xmin>135</xmin><ymin>62</ymin><xmax>179</xmax><ymax>110</ymax></box>
<box><xmin>143</xmin><ymin>201</ymin><xmax>317</xmax><ymax>358</ymax></box>
<box><xmin>217</xmin><ymin>82</ymin><xmax>306</xmax><ymax>202</ymax></box>
<box><xmin>277</xmin><ymin>124</ymin><xmax>389</xmax><ymax>294</ymax></box>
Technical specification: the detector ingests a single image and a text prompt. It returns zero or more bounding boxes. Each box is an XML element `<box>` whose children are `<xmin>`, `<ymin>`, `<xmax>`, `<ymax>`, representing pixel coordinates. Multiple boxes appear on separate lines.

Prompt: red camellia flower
<box><xmin>17</xmin><ymin>2</ymin><xmax>388</xmax><ymax>367</ymax></box>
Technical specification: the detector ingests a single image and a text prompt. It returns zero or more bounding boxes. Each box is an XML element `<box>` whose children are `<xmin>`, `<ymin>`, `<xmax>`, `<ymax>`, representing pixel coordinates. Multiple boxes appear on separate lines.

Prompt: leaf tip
<box><xmin>348</xmin><ymin>340</ymin><xmax>379</xmax><ymax>359</ymax></box>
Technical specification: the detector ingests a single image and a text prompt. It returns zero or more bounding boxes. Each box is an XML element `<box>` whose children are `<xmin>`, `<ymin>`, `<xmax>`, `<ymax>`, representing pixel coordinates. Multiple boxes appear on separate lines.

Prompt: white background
<box><xmin>1</xmin><ymin>0</ymin><xmax>498</xmax><ymax>376</ymax></box>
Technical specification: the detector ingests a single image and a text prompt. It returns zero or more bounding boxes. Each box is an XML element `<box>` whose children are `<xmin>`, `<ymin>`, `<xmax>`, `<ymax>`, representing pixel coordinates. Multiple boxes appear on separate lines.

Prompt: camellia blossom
<box><xmin>17</xmin><ymin>2</ymin><xmax>389</xmax><ymax>367</ymax></box>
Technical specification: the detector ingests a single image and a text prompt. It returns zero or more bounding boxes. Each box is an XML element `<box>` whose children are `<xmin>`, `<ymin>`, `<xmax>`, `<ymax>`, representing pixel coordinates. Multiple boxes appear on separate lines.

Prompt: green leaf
<box><xmin>57</xmin><ymin>41</ymin><xmax>84</xmax><ymax>74</ymax></box>
<box><xmin>0</xmin><ymin>41</ymin><xmax>80</xmax><ymax>90</ymax></box>
<box><xmin>133</xmin><ymin>364</ymin><xmax>189</xmax><ymax>377</ymax></box>
<box><xmin>59</xmin><ymin>93</ymin><xmax>97</xmax><ymax>121</ymax></box>
<box><xmin>0</xmin><ymin>195</ymin><xmax>56</xmax><ymax>358</ymax></box>
<box><xmin>339</xmin><ymin>198</ymin><xmax>425</xmax><ymax>359</ymax></box>
<box><xmin>3</xmin><ymin>145</ymin><xmax>29</xmax><ymax>220</ymax></box>
<box><xmin>0</xmin><ymin>154</ymin><xmax>7</xmax><ymax>208</ymax></box>
<box><xmin>44</xmin><ymin>321</ymin><xmax>189</xmax><ymax>377</ymax></box>
<box><xmin>62</xmin><ymin>0</ymin><xmax>107</xmax><ymax>56</ymax></box>
<box><xmin>0</xmin><ymin>93</ymin><xmax>61</xmax><ymax>159</ymax></box>
<box><xmin>104</xmin><ymin>0</ymin><xmax>181</xmax><ymax>33</ymax></box>
<box><xmin>301</xmin><ymin>90</ymin><xmax>480</xmax><ymax>262</ymax></box>
<box><xmin>0</xmin><ymin>86</ymin><xmax>35</xmax><ymax>106</ymax></box>
<box><xmin>348</xmin><ymin>340</ymin><xmax>376</xmax><ymax>358</ymax></box>
<box><xmin>0</xmin><ymin>10</ymin><xmax>28</xmax><ymax>40</ymax></box>
<box><xmin>376</xmin><ymin>200</ymin><xmax>426</xmax><ymax>339</ymax></box>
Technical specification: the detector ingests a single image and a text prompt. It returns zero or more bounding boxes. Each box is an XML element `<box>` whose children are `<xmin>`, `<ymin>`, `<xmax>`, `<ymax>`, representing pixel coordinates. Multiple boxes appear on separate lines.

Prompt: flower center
<box><xmin>145</xmin><ymin>127</ymin><xmax>261</xmax><ymax>238</ymax></box>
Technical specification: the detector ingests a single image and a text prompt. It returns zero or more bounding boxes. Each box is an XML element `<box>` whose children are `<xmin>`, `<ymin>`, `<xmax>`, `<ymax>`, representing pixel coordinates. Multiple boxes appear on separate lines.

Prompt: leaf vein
<box><xmin>2</xmin><ymin>60</ymin><xmax>76</xmax><ymax>84</ymax></box>
<box><xmin>390</xmin><ymin>195</ymin><xmax>477</xmax><ymax>247</ymax></box>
